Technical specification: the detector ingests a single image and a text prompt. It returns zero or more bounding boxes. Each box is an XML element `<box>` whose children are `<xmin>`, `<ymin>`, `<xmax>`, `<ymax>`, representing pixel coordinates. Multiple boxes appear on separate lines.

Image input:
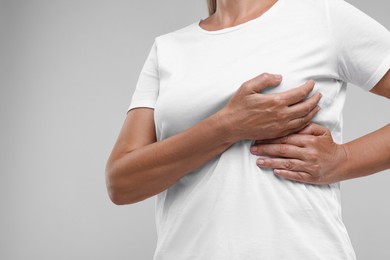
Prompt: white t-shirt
<box><xmin>127</xmin><ymin>0</ymin><xmax>390</xmax><ymax>259</ymax></box>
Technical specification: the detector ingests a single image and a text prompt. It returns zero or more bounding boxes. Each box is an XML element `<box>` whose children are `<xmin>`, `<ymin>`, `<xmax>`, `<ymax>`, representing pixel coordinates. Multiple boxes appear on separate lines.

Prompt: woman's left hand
<box><xmin>250</xmin><ymin>123</ymin><xmax>349</xmax><ymax>185</ymax></box>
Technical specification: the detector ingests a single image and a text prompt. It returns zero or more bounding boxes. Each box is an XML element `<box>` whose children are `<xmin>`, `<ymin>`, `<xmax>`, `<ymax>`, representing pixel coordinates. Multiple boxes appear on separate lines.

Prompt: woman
<box><xmin>105</xmin><ymin>0</ymin><xmax>390</xmax><ymax>258</ymax></box>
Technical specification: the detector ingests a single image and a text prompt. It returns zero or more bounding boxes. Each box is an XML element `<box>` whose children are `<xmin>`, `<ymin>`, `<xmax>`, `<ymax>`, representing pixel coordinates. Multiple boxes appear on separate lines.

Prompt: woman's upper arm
<box><xmin>106</xmin><ymin>38</ymin><xmax>160</xmax><ymax>168</ymax></box>
<box><xmin>370</xmin><ymin>69</ymin><xmax>390</xmax><ymax>99</ymax></box>
<box><xmin>326</xmin><ymin>0</ymin><xmax>390</xmax><ymax>92</ymax></box>
<box><xmin>106</xmin><ymin>108</ymin><xmax>156</xmax><ymax>168</ymax></box>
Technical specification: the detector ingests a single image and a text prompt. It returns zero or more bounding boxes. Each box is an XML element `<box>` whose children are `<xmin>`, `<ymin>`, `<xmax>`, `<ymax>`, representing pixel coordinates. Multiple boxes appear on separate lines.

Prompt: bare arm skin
<box><xmin>105</xmin><ymin>73</ymin><xmax>322</xmax><ymax>205</ymax></box>
<box><xmin>339</xmin><ymin>69</ymin><xmax>390</xmax><ymax>179</ymax></box>
<box><xmin>106</xmin><ymin>109</ymin><xmax>234</xmax><ymax>205</ymax></box>
<box><xmin>250</xmin><ymin>69</ymin><xmax>390</xmax><ymax>184</ymax></box>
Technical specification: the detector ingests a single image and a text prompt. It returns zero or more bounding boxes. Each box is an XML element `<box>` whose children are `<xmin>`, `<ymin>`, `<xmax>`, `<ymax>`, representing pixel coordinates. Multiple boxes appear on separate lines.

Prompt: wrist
<box><xmin>334</xmin><ymin>143</ymin><xmax>352</xmax><ymax>182</ymax></box>
<box><xmin>210</xmin><ymin>109</ymin><xmax>239</xmax><ymax>144</ymax></box>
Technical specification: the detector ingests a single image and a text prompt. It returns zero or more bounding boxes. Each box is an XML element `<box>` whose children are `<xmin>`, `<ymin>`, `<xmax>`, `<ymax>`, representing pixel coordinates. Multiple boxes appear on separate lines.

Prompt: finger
<box><xmin>273</xmin><ymin>169</ymin><xmax>313</xmax><ymax>184</ymax></box>
<box><xmin>286</xmin><ymin>105</ymin><xmax>321</xmax><ymax>130</ymax></box>
<box><xmin>254</xmin><ymin>134</ymin><xmax>317</xmax><ymax>148</ymax></box>
<box><xmin>256</xmin><ymin>157</ymin><xmax>307</xmax><ymax>172</ymax></box>
<box><xmin>287</xmin><ymin>91</ymin><xmax>322</xmax><ymax>119</ymax></box>
<box><xmin>281</xmin><ymin>119</ymin><xmax>312</xmax><ymax>138</ymax></box>
<box><xmin>296</xmin><ymin>122</ymin><xmax>330</xmax><ymax>136</ymax></box>
<box><xmin>253</xmin><ymin>143</ymin><xmax>305</xmax><ymax>159</ymax></box>
<box><xmin>273</xmin><ymin>79</ymin><xmax>316</xmax><ymax>106</ymax></box>
<box><xmin>241</xmin><ymin>73</ymin><xmax>283</xmax><ymax>94</ymax></box>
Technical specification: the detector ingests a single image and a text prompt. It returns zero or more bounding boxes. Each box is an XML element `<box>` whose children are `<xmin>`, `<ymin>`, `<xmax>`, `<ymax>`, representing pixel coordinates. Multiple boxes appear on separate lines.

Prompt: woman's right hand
<box><xmin>217</xmin><ymin>73</ymin><xmax>322</xmax><ymax>143</ymax></box>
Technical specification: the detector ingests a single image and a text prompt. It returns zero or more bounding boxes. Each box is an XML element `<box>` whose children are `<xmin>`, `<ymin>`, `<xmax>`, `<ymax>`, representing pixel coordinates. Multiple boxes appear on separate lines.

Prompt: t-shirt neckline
<box><xmin>195</xmin><ymin>0</ymin><xmax>283</xmax><ymax>35</ymax></box>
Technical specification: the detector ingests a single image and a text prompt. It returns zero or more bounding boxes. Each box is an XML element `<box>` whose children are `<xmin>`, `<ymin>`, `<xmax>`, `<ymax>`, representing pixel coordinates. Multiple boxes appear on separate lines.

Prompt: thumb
<box><xmin>297</xmin><ymin>123</ymin><xmax>330</xmax><ymax>136</ymax></box>
<box><xmin>241</xmin><ymin>73</ymin><xmax>283</xmax><ymax>94</ymax></box>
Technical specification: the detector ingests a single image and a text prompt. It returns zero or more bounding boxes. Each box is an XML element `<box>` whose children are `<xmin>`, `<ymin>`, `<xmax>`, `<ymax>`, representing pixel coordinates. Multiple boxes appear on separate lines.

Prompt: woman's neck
<box><xmin>205</xmin><ymin>0</ymin><xmax>277</xmax><ymax>29</ymax></box>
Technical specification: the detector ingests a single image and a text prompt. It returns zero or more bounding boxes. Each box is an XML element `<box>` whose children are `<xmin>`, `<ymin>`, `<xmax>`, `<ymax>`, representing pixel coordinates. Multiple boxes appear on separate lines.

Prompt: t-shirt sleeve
<box><xmin>126</xmin><ymin>40</ymin><xmax>159</xmax><ymax>113</ymax></box>
<box><xmin>326</xmin><ymin>0</ymin><xmax>390</xmax><ymax>91</ymax></box>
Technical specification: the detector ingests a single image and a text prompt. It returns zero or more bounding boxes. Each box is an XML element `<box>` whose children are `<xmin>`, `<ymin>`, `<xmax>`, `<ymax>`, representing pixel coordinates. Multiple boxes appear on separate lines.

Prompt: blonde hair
<box><xmin>207</xmin><ymin>0</ymin><xmax>217</xmax><ymax>16</ymax></box>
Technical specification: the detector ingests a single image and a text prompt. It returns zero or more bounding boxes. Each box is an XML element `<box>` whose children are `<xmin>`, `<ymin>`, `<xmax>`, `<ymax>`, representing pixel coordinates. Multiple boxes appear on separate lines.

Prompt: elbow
<box><xmin>107</xmin><ymin>187</ymin><xmax>146</xmax><ymax>206</ymax></box>
<box><xmin>106</xmin><ymin>178</ymin><xmax>137</xmax><ymax>206</ymax></box>
<box><xmin>105</xmin><ymin>164</ymin><xmax>134</xmax><ymax>206</ymax></box>
<box><xmin>106</xmin><ymin>182</ymin><xmax>149</xmax><ymax>206</ymax></box>
<box><xmin>105</xmin><ymin>160</ymin><xmax>150</xmax><ymax>205</ymax></box>
<box><xmin>107</xmin><ymin>187</ymin><xmax>128</xmax><ymax>206</ymax></box>
<box><xmin>105</xmin><ymin>175</ymin><xmax>126</xmax><ymax>205</ymax></box>
<box><xmin>106</xmin><ymin>177</ymin><xmax>136</xmax><ymax>206</ymax></box>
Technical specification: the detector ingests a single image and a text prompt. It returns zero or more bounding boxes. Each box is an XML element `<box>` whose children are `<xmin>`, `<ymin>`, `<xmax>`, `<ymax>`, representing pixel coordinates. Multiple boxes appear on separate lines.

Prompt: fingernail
<box><xmin>275</xmin><ymin>74</ymin><xmax>282</xmax><ymax>79</ymax></box>
<box><xmin>318</xmin><ymin>92</ymin><xmax>322</xmax><ymax>98</ymax></box>
<box><xmin>250</xmin><ymin>146</ymin><xmax>257</xmax><ymax>152</ymax></box>
<box><xmin>316</xmin><ymin>105</ymin><xmax>321</xmax><ymax>111</ymax></box>
<box><xmin>274</xmin><ymin>169</ymin><xmax>281</xmax><ymax>174</ymax></box>
<box><xmin>257</xmin><ymin>159</ymin><xmax>265</xmax><ymax>165</ymax></box>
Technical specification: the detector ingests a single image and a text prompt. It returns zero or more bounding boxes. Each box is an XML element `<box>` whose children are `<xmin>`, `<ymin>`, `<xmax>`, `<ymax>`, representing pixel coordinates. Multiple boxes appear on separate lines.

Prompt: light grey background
<box><xmin>1</xmin><ymin>0</ymin><xmax>389</xmax><ymax>259</ymax></box>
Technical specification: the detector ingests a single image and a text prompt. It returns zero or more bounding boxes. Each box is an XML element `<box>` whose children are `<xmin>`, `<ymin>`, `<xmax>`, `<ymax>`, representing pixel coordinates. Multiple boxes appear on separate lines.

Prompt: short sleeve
<box><xmin>127</xmin><ymin>40</ymin><xmax>159</xmax><ymax>113</ymax></box>
<box><xmin>326</xmin><ymin>0</ymin><xmax>390</xmax><ymax>91</ymax></box>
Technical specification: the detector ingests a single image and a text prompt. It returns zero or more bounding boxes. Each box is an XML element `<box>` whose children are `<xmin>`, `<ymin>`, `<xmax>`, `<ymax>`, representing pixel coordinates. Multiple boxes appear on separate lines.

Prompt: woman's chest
<box><xmin>154</xmin><ymin>27</ymin><xmax>339</xmax><ymax>140</ymax></box>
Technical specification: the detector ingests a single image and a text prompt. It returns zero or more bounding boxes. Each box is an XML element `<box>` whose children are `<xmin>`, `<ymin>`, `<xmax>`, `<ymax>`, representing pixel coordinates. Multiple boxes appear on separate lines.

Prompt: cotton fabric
<box><xmin>127</xmin><ymin>0</ymin><xmax>390</xmax><ymax>259</ymax></box>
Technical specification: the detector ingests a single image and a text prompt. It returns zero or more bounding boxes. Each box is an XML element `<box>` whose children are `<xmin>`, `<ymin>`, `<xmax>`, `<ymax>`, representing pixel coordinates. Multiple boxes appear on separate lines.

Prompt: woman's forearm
<box><xmin>107</xmin><ymin>75</ymin><xmax>321</xmax><ymax>205</ymax></box>
<box><xmin>107</xmin><ymin>112</ymin><xmax>234</xmax><ymax>205</ymax></box>
<box><xmin>340</xmin><ymin>123</ymin><xmax>390</xmax><ymax>181</ymax></box>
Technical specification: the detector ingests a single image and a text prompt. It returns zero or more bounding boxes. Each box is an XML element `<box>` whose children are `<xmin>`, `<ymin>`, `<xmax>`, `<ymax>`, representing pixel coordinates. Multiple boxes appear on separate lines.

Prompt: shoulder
<box><xmin>286</xmin><ymin>0</ymin><xmax>354</xmax><ymax>15</ymax></box>
<box><xmin>285</xmin><ymin>0</ymin><xmax>328</xmax><ymax>9</ymax></box>
<box><xmin>274</xmin><ymin>0</ymin><xmax>332</xmax><ymax>23</ymax></box>
<box><xmin>154</xmin><ymin>21</ymin><xmax>199</xmax><ymax>46</ymax></box>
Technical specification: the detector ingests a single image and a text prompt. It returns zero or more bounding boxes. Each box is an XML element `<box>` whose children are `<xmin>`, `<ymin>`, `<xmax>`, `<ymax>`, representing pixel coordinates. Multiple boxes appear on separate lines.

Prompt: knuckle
<box><xmin>279</xmin><ymin>144</ymin><xmax>288</xmax><ymax>155</ymax></box>
<box><xmin>295</xmin><ymin>172</ymin><xmax>305</xmax><ymax>181</ymax></box>
<box><xmin>275</xmin><ymin>110</ymin><xmax>287</xmax><ymax>121</ymax></box>
<box><xmin>241</xmin><ymin>81</ymin><xmax>251</xmax><ymax>90</ymax></box>
<box><xmin>299</xmin><ymin>90</ymin><xmax>307</xmax><ymax>100</ymax></box>
<box><xmin>284</xmin><ymin>159</ymin><xmax>294</xmax><ymax>170</ymax></box>
<box><xmin>307</xmin><ymin>136</ymin><xmax>317</xmax><ymax>145</ymax></box>
<box><xmin>305</xmin><ymin>152</ymin><xmax>314</xmax><ymax>161</ymax></box>
<box><xmin>312</xmin><ymin>163</ymin><xmax>321</xmax><ymax>173</ymax></box>
<box><xmin>305</xmin><ymin>105</ymin><xmax>313</xmax><ymax>114</ymax></box>
<box><xmin>260</xmin><ymin>73</ymin><xmax>270</xmax><ymax>80</ymax></box>
<box><xmin>312</xmin><ymin>149</ymin><xmax>320</xmax><ymax>158</ymax></box>
<box><xmin>272</xmin><ymin>95</ymin><xmax>281</xmax><ymax>103</ymax></box>
<box><xmin>264</xmin><ymin>107</ymin><xmax>274</xmax><ymax>115</ymax></box>
<box><xmin>307</xmin><ymin>149</ymin><xmax>319</xmax><ymax>160</ymax></box>
<box><xmin>309</xmin><ymin>122</ymin><xmax>316</xmax><ymax>130</ymax></box>
<box><xmin>273</xmin><ymin>96</ymin><xmax>285</xmax><ymax>106</ymax></box>
<box><xmin>279</xmin><ymin>112</ymin><xmax>288</xmax><ymax>121</ymax></box>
